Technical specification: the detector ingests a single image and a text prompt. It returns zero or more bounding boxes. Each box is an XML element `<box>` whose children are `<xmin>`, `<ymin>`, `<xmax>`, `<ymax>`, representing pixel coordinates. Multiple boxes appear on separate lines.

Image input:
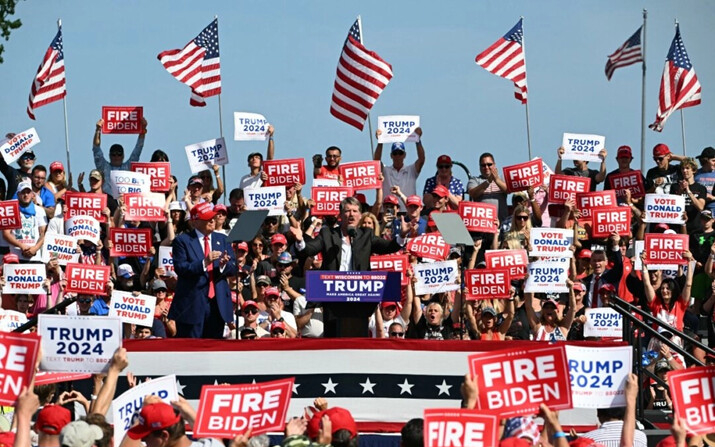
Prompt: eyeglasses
<box><xmin>78</xmin><ymin>298</ymin><xmax>92</xmax><ymax>304</ymax></box>
<box><xmin>438</xmin><ymin>165</ymin><xmax>451</xmax><ymax>169</ymax></box>
<box><xmin>654</xmin><ymin>157</ymin><xmax>665</xmax><ymax>162</ymax></box>
<box><xmin>480</xmin><ymin>163</ymin><xmax>494</xmax><ymax>167</ymax></box>
<box><xmin>252</xmin><ymin>243</ymin><xmax>263</xmax><ymax>247</ymax></box>
<box><xmin>389</xmin><ymin>332</ymin><xmax>405</xmax><ymax>337</ymax></box>
<box><xmin>326</xmin><ymin>154</ymin><xmax>340</xmax><ymax>159</ymax></box>
<box><xmin>243</xmin><ymin>308</ymin><xmax>258</xmax><ymax>315</ymax></box>
<box><xmin>272</xmin><ymin>330</ymin><xmax>285</xmax><ymax>335</ymax></box>
<box><xmin>516</xmin><ymin>215</ymin><xmax>529</xmax><ymax>221</ymax></box>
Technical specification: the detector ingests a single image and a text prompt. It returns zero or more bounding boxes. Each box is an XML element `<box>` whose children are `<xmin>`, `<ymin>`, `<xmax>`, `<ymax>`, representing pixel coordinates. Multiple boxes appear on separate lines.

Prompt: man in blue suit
<box><xmin>169</xmin><ymin>202</ymin><xmax>237</xmax><ymax>338</ymax></box>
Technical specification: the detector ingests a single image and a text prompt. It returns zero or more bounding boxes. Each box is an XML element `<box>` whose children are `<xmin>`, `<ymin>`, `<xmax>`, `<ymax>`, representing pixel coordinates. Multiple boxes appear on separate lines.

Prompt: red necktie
<box><xmin>592</xmin><ymin>275</ymin><xmax>601</xmax><ymax>308</ymax></box>
<box><xmin>204</xmin><ymin>235</ymin><xmax>215</xmax><ymax>299</ymax></box>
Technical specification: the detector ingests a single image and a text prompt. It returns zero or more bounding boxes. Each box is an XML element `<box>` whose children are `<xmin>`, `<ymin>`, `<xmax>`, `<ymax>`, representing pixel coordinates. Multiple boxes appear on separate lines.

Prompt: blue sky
<box><xmin>1</xmin><ymin>1</ymin><xmax>713</xmax><ymax>197</ymax></box>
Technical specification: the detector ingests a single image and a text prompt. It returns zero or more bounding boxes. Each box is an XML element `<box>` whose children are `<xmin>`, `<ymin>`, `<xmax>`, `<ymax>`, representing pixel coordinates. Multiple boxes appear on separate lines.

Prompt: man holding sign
<box><xmin>555</xmin><ymin>145</ymin><xmax>606</xmax><ymax>192</ymax></box>
<box><xmin>92</xmin><ymin>116</ymin><xmax>148</xmax><ymax>195</ymax></box>
<box><xmin>373</xmin><ymin>127</ymin><xmax>425</xmax><ymax>211</ymax></box>
<box><xmin>169</xmin><ymin>202</ymin><xmax>237</xmax><ymax>338</ymax></box>
<box><xmin>238</xmin><ymin>125</ymin><xmax>275</xmax><ymax>190</ymax></box>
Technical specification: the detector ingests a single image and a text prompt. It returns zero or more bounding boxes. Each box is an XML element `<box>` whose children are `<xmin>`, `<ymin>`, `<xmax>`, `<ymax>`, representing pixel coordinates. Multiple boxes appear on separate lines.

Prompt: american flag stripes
<box><xmin>475</xmin><ymin>19</ymin><xmax>528</xmax><ymax>104</ymax></box>
<box><xmin>649</xmin><ymin>24</ymin><xmax>701</xmax><ymax>132</ymax></box>
<box><xmin>605</xmin><ymin>26</ymin><xmax>643</xmax><ymax>80</ymax></box>
<box><xmin>329</xmin><ymin>18</ymin><xmax>393</xmax><ymax>131</ymax></box>
<box><xmin>158</xmin><ymin>19</ymin><xmax>221</xmax><ymax>107</ymax></box>
<box><xmin>27</xmin><ymin>27</ymin><xmax>66</xmax><ymax>120</ymax></box>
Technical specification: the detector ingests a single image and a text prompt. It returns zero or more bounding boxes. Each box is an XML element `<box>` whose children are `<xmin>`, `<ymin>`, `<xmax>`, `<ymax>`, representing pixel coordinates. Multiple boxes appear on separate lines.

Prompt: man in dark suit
<box><xmin>582</xmin><ymin>233</ymin><xmax>623</xmax><ymax>308</ymax></box>
<box><xmin>291</xmin><ymin>196</ymin><xmax>413</xmax><ymax>336</ymax></box>
<box><xmin>169</xmin><ymin>202</ymin><xmax>237</xmax><ymax>338</ymax></box>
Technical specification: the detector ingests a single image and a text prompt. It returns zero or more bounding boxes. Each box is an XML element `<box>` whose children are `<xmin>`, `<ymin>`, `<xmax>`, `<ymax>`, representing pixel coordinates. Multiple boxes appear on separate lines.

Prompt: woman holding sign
<box><xmin>501</xmin><ymin>205</ymin><xmax>532</xmax><ymax>250</ymax></box>
<box><xmin>641</xmin><ymin>250</ymin><xmax>695</xmax><ymax>335</ymax></box>
<box><xmin>524</xmin><ymin>280</ymin><xmax>577</xmax><ymax>342</ymax></box>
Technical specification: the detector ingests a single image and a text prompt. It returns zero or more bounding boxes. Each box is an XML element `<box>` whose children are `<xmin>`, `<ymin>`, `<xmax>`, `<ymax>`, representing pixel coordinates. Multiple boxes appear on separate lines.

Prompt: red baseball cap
<box><xmin>270</xmin><ymin>233</ymin><xmax>287</xmax><ymax>246</ymax></box>
<box><xmin>35</xmin><ymin>404</ymin><xmax>71</xmax><ymax>435</ymax></box>
<box><xmin>383</xmin><ymin>195</ymin><xmax>399</xmax><ymax>205</ymax></box>
<box><xmin>190</xmin><ymin>202</ymin><xmax>216</xmax><ymax>221</ymax></box>
<box><xmin>50</xmin><ymin>161</ymin><xmax>64</xmax><ymax>172</ymax></box>
<box><xmin>406</xmin><ymin>195</ymin><xmax>423</xmax><ymax>207</ymax></box>
<box><xmin>213</xmin><ymin>204</ymin><xmax>227</xmax><ymax>214</ymax></box>
<box><xmin>243</xmin><ymin>300</ymin><xmax>259</xmax><ymax>309</ymax></box>
<box><xmin>599</xmin><ymin>283</ymin><xmax>617</xmax><ymax>293</ymax></box>
<box><xmin>2</xmin><ymin>253</ymin><xmax>19</xmax><ymax>264</ymax></box>
<box><xmin>577</xmin><ymin>249</ymin><xmax>592</xmax><ymax>259</ymax></box>
<box><xmin>616</xmin><ymin>146</ymin><xmax>632</xmax><ymax>159</ymax></box>
<box><xmin>236</xmin><ymin>241</ymin><xmax>249</xmax><ymax>252</ymax></box>
<box><xmin>436</xmin><ymin>155</ymin><xmax>452</xmax><ymax>166</ymax></box>
<box><xmin>270</xmin><ymin>320</ymin><xmax>287</xmax><ymax>332</ymax></box>
<box><xmin>264</xmin><ymin>286</ymin><xmax>280</xmax><ymax>297</ymax></box>
<box><xmin>655</xmin><ymin>223</ymin><xmax>670</xmax><ymax>231</ymax></box>
<box><xmin>380</xmin><ymin>301</ymin><xmax>399</xmax><ymax>308</ymax></box>
<box><xmin>432</xmin><ymin>185</ymin><xmax>449</xmax><ymax>198</ymax></box>
<box><xmin>325</xmin><ymin>407</ymin><xmax>357</xmax><ymax>438</ymax></box>
<box><xmin>572</xmin><ymin>282</ymin><xmax>585</xmax><ymax>292</ymax></box>
<box><xmin>653</xmin><ymin>143</ymin><xmax>670</xmax><ymax>157</ymax></box>
<box><xmin>127</xmin><ymin>402</ymin><xmax>181</xmax><ymax>440</ymax></box>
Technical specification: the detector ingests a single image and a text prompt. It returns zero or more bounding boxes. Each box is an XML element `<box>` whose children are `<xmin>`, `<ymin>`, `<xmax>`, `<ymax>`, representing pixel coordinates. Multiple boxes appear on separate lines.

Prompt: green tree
<box><xmin>0</xmin><ymin>0</ymin><xmax>21</xmax><ymax>64</ymax></box>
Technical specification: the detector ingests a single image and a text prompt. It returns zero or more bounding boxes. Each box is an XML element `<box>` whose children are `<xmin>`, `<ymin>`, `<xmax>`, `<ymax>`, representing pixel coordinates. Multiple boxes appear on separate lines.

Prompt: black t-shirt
<box><xmin>646</xmin><ymin>165</ymin><xmax>680</xmax><ymax>194</ymax></box>
<box><xmin>562</xmin><ymin>167</ymin><xmax>600</xmax><ymax>191</ymax></box>
<box><xmin>604</xmin><ymin>169</ymin><xmax>646</xmax><ymax>199</ymax></box>
<box><xmin>407</xmin><ymin>315</ymin><xmax>454</xmax><ymax>340</ymax></box>
<box><xmin>670</xmin><ymin>181</ymin><xmax>707</xmax><ymax>232</ymax></box>
<box><xmin>690</xmin><ymin>229</ymin><xmax>715</xmax><ymax>264</ymax></box>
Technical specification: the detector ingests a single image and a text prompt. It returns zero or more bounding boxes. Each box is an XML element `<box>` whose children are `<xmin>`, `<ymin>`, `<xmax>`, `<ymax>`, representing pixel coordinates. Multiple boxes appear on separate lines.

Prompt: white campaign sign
<box><xmin>312</xmin><ymin>179</ymin><xmax>340</xmax><ymax>188</ymax></box>
<box><xmin>377</xmin><ymin>115</ymin><xmax>420</xmax><ymax>143</ymax></box>
<box><xmin>3</xmin><ymin>264</ymin><xmax>45</xmax><ymax>295</ymax></box>
<box><xmin>524</xmin><ymin>260</ymin><xmax>569</xmax><ymax>293</ymax></box>
<box><xmin>634</xmin><ymin>240</ymin><xmax>677</xmax><ymax>271</ymax></box>
<box><xmin>561</xmin><ymin>133</ymin><xmax>605</xmax><ymax>163</ymax></box>
<box><xmin>65</xmin><ymin>215</ymin><xmax>101</xmax><ymax>245</ymax></box>
<box><xmin>110</xmin><ymin>170</ymin><xmax>150</xmax><ymax>197</ymax></box>
<box><xmin>529</xmin><ymin>228</ymin><xmax>573</xmax><ymax>258</ymax></box>
<box><xmin>158</xmin><ymin>246</ymin><xmax>174</xmax><ymax>274</ymax></box>
<box><xmin>244</xmin><ymin>186</ymin><xmax>286</xmax><ymax>217</ymax></box>
<box><xmin>413</xmin><ymin>260</ymin><xmax>459</xmax><ymax>295</ymax></box>
<box><xmin>38</xmin><ymin>315</ymin><xmax>122</xmax><ymax>373</ymax></box>
<box><xmin>642</xmin><ymin>194</ymin><xmax>686</xmax><ymax>224</ymax></box>
<box><xmin>108</xmin><ymin>291</ymin><xmax>156</xmax><ymax>326</ymax></box>
<box><xmin>185</xmin><ymin>137</ymin><xmax>229</xmax><ymax>174</ymax></box>
<box><xmin>0</xmin><ymin>128</ymin><xmax>41</xmax><ymax>164</ymax></box>
<box><xmin>41</xmin><ymin>233</ymin><xmax>80</xmax><ymax>265</ymax></box>
<box><xmin>584</xmin><ymin>308</ymin><xmax>623</xmax><ymax>338</ymax></box>
<box><xmin>0</xmin><ymin>310</ymin><xmax>28</xmax><ymax>333</ymax></box>
<box><xmin>233</xmin><ymin>112</ymin><xmax>270</xmax><ymax>141</ymax></box>
<box><xmin>112</xmin><ymin>375</ymin><xmax>179</xmax><ymax>445</ymax></box>
<box><xmin>566</xmin><ymin>345</ymin><xmax>631</xmax><ymax>408</ymax></box>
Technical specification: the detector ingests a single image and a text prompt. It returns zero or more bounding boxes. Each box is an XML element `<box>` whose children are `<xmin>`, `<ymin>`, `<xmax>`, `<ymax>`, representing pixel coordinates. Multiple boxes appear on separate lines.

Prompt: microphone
<box><xmin>347</xmin><ymin>225</ymin><xmax>357</xmax><ymax>240</ymax></box>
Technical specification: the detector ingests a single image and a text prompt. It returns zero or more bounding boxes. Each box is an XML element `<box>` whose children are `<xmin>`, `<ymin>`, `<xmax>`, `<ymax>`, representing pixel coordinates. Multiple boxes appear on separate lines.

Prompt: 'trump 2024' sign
<box><xmin>305</xmin><ymin>271</ymin><xmax>401</xmax><ymax>303</ymax></box>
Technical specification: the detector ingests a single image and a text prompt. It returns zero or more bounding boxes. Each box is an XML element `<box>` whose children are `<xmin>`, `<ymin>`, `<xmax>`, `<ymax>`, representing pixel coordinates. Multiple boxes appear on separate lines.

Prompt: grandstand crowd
<box><xmin>1</xmin><ymin>120</ymin><xmax>713</xmax><ymax>446</ymax></box>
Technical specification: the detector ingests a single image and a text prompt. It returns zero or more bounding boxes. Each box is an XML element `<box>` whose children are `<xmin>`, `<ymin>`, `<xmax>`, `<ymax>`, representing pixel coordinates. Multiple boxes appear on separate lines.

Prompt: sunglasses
<box><xmin>437</xmin><ymin>165</ymin><xmax>451</xmax><ymax>169</ymax></box>
<box><xmin>516</xmin><ymin>215</ymin><xmax>529</xmax><ymax>221</ymax></box>
<box><xmin>243</xmin><ymin>308</ymin><xmax>258</xmax><ymax>314</ymax></box>
<box><xmin>242</xmin><ymin>334</ymin><xmax>257</xmax><ymax>340</ymax></box>
<box><xmin>78</xmin><ymin>298</ymin><xmax>92</xmax><ymax>304</ymax></box>
<box><xmin>265</xmin><ymin>220</ymin><xmax>278</xmax><ymax>225</ymax></box>
<box><xmin>252</xmin><ymin>243</ymin><xmax>264</xmax><ymax>247</ymax></box>
<box><xmin>654</xmin><ymin>157</ymin><xmax>665</xmax><ymax>162</ymax></box>
<box><xmin>390</xmin><ymin>332</ymin><xmax>405</xmax><ymax>337</ymax></box>
<box><xmin>272</xmin><ymin>329</ymin><xmax>285</xmax><ymax>335</ymax></box>
<box><xmin>480</xmin><ymin>163</ymin><xmax>494</xmax><ymax>167</ymax></box>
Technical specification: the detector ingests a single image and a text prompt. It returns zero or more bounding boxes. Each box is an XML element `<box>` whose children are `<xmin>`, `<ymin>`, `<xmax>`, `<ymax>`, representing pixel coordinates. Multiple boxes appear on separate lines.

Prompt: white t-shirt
<box><xmin>8</xmin><ymin>207</ymin><xmax>47</xmax><ymax>261</ymax></box>
<box><xmin>293</xmin><ymin>295</ymin><xmax>324</xmax><ymax>338</ymax></box>
<box><xmin>239</xmin><ymin>173</ymin><xmax>262</xmax><ymax>190</ymax></box>
<box><xmin>368</xmin><ymin>314</ymin><xmax>407</xmax><ymax>338</ymax></box>
<box><xmin>382</xmin><ymin>163</ymin><xmax>419</xmax><ymax>212</ymax></box>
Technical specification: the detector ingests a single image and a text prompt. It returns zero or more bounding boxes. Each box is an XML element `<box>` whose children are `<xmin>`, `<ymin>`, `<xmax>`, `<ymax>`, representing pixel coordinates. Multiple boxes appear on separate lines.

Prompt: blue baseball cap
<box><xmin>277</xmin><ymin>252</ymin><xmax>293</xmax><ymax>264</ymax></box>
<box><xmin>391</xmin><ymin>142</ymin><xmax>406</xmax><ymax>154</ymax></box>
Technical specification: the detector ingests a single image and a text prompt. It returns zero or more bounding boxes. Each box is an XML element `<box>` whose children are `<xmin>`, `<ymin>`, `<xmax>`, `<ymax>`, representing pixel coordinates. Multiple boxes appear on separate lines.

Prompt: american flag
<box><xmin>605</xmin><ymin>26</ymin><xmax>643</xmax><ymax>80</ymax></box>
<box><xmin>475</xmin><ymin>19</ymin><xmax>528</xmax><ymax>104</ymax></box>
<box><xmin>158</xmin><ymin>19</ymin><xmax>221</xmax><ymax>107</ymax></box>
<box><xmin>649</xmin><ymin>24</ymin><xmax>701</xmax><ymax>132</ymax></box>
<box><xmin>329</xmin><ymin>18</ymin><xmax>393</xmax><ymax>131</ymax></box>
<box><xmin>27</xmin><ymin>27</ymin><xmax>66</xmax><ymax>120</ymax></box>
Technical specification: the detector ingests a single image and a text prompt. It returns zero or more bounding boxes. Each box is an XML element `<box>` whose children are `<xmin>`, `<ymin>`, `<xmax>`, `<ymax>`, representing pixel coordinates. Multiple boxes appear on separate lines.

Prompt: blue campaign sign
<box><xmin>306</xmin><ymin>271</ymin><xmax>401</xmax><ymax>303</ymax></box>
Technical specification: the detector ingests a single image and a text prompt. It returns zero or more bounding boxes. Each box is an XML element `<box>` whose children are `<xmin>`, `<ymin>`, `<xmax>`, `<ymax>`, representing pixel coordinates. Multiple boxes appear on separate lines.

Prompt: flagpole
<box><xmin>680</xmin><ymin>110</ymin><xmax>687</xmax><ymax>155</ymax></box>
<box><xmin>640</xmin><ymin>10</ymin><xmax>647</xmax><ymax>172</ymax></box>
<box><xmin>521</xmin><ymin>16</ymin><xmax>533</xmax><ymax>159</ymax></box>
<box><xmin>215</xmin><ymin>15</ymin><xmax>227</xmax><ymax>204</ymax></box>
<box><xmin>58</xmin><ymin>19</ymin><xmax>72</xmax><ymax>178</ymax></box>
<box><xmin>357</xmin><ymin>15</ymin><xmax>376</xmax><ymax>157</ymax></box>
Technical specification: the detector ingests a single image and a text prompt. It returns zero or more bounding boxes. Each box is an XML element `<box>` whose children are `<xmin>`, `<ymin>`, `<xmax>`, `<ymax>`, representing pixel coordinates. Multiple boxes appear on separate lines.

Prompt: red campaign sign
<box><xmin>591</xmin><ymin>207</ymin><xmax>631</xmax><ymax>239</ymax></box>
<box><xmin>263</xmin><ymin>158</ymin><xmax>306</xmax><ymax>187</ymax></box>
<box><xmin>193</xmin><ymin>378</ymin><xmax>294</xmax><ymax>438</ymax></box>
<box><xmin>644</xmin><ymin>233</ymin><xmax>689</xmax><ymax>265</ymax></box>
<box><xmin>549</xmin><ymin>175</ymin><xmax>591</xmax><ymax>204</ymax></box>
<box><xmin>407</xmin><ymin>232</ymin><xmax>449</xmax><ymax>261</ymax></box>
<box><xmin>576</xmin><ymin>190</ymin><xmax>617</xmax><ymax>221</ymax></box>
<box><xmin>423</xmin><ymin>409</ymin><xmax>499</xmax><ymax>447</ymax></box>
<box><xmin>484</xmin><ymin>249</ymin><xmax>528</xmax><ymax>280</ymax></box>
<box><xmin>0</xmin><ymin>332</ymin><xmax>40</xmax><ymax>405</ymax></box>
<box><xmin>370</xmin><ymin>254</ymin><xmax>410</xmax><ymax>286</ymax></box>
<box><xmin>608</xmin><ymin>170</ymin><xmax>646</xmax><ymax>199</ymax></box>
<box><xmin>502</xmin><ymin>158</ymin><xmax>544</xmax><ymax>193</ymax></box>
<box><xmin>131</xmin><ymin>162</ymin><xmax>171</xmax><ymax>192</ymax></box>
<box><xmin>65</xmin><ymin>264</ymin><xmax>111</xmax><ymax>296</ymax></box>
<box><xmin>464</xmin><ymin>268</ymin><xmax>511</xmax><ymax>300</ymax></box>
<box><xmin>64</xmin><ymin>192</ymin><xmax>107</xmax><ymax>223</ymax></box>
<box><xmin>34</xmin><ymin>372</ymin><xmax>92</xmax><ymax>386</ymax></box>
<box><xmin>0</xmin><ymin>200</ymin><xmax>21</xmax><ymax>230</ymax></box>
<box><xmin>468</xmin><ymin>345</ymin><xmax>572</xmax><ymax>417</ymax></box>
<box><xmin>458</xmin><ymin>202</ymin><xmax>497</xmax><ymax>233</ymax></box>
<box><xmin>311</xmin><ymin>187</ymin><xmax>353</xmax><ymax>216</ymax></box>
<box><xmin>339</xmin><ymin>161</ymin><xmax>382</xmax><ymax>191</ymax></box>
<box><xmin>124</xmin><ymin>193</ymin><xmax>165</xmax><ymax>222</ymax></box>
<box><xmin>101</xmin><ymin>106</ymin><xmax>143</xmax><ymax>134</ymax></box>
<box><xmin>668</xmin><ymin>366</ymin><xmax>715</xmax><ymax>435</ymax></box>
<box><xmin>110</xmin><ymin>228</ymin><xmax>152</xmax><ymax>257</ymax></box>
